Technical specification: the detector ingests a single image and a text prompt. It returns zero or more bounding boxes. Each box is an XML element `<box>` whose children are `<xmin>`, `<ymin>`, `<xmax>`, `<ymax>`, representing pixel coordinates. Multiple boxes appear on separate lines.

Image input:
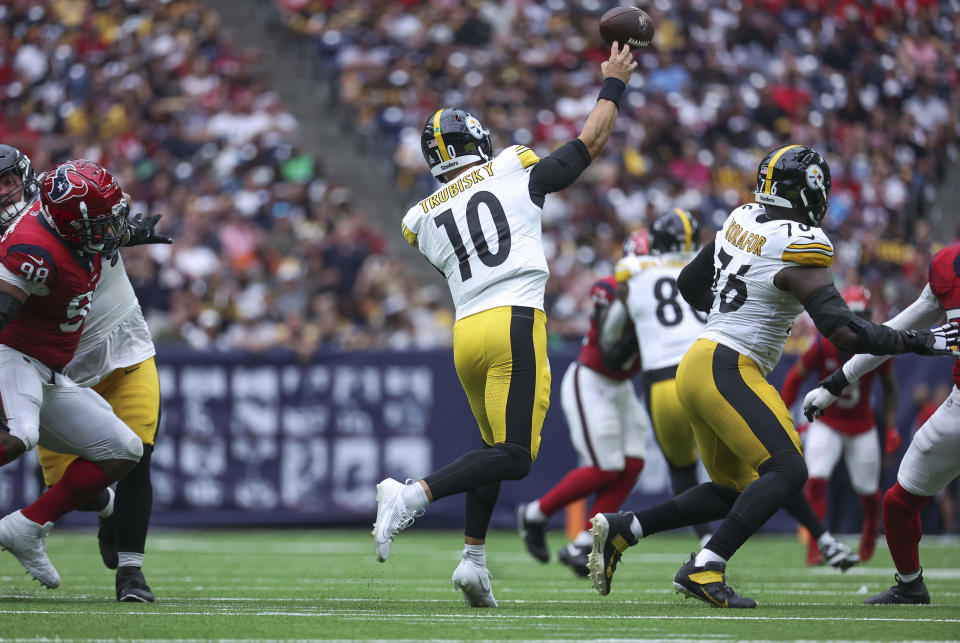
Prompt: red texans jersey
<box><xmin>798</xmin><ymin>334</ymin><xmax>890</xmax><ymax>435</ymax></box>
<box><xmin>928</xmin><ymin>244</ymin><xmax>960</xmax><ymax>387</ymax></box>
<box><xmin>578</xmin><ymin>276</ymin><xmax>641</xmax><ymax>381</ymax></box>
<box><xmin>0</xmin><ymin>202</ymin><xmax>102</xmax><ymax>368</ymax></box>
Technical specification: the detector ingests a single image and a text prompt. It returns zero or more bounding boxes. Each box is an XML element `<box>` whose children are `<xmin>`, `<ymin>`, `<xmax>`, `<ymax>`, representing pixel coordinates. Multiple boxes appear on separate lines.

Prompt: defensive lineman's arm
<box><xmin>0</xmin><ymin>275</ymin><xmax>27</xmax><ymax>332</ymax></box>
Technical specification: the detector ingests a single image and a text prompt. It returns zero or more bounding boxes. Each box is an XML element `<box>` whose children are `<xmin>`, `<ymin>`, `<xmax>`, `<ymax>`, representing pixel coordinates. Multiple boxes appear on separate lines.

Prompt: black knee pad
<box><xmin>493</xmin><ymin>441</ymin><xmax>532</xmax><ymax>480</ymax></box>
<box><xmin>759</xmin><ymin>450</ymin><xmax>808</xmax><ymax>493</ymax></box>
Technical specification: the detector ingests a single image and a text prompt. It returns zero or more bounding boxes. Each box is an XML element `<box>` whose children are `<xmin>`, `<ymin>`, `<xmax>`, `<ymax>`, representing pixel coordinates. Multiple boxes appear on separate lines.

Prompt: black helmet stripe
<box><xmin>762</xmin><ymin>144</ymin><xmax>801</xmax><ymax>194</ymax></box>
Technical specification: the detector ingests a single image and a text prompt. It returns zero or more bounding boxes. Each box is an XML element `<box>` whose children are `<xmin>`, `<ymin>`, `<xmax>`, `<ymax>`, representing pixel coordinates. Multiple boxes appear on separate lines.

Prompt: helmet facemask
<box><xmin>74</xmin><ymin>199</ymin><xmax>129</xmax><ymax>254</ymax></box>
<box><xmin>0</xmin><ymin>157</ymin><xmax>40</xmax><ymax>229</ymax></box>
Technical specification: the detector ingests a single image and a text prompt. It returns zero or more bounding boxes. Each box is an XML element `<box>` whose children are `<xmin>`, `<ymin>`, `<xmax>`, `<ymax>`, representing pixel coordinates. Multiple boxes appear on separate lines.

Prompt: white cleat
<box><xmin>820</xmin><ymin>539</ymin><xmax>860</xmax><ymax>572</ymax></box>
<box><xmin>451</xmin><ymin>555</ymin><xmax>497</xmax><ymax>608</ymax></box>
<box><xmin>0</xmin><ymin>510</ymin><xmax>60</xmax><ymax>588</ymax></box>
<box><xmin>371</xmin><ymin>478</ymin><xmax>421</xmax><ymax>563</ymax></box>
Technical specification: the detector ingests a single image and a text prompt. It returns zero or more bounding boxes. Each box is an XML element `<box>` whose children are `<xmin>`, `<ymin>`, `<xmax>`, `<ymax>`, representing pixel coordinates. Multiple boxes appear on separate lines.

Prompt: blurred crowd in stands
<box><xmin>1</xmin><ymin>0</ymin><xmax>958</xmax><ymax>355</ymax></box>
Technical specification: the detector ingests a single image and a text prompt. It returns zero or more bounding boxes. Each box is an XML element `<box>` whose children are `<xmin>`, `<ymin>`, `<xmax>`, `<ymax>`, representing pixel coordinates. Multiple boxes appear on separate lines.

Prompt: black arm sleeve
<box><xmin>0</xmin><ymin>290</ymin><xmax>23</xmax><ymax>334</ymax></box>
<box><xmin>527</xmin><ymin>139</ymin><xmax>592</xmax><ymax>207</ymax></box>
<box><xmin>677</xmin><ymin>241</ymin><xmax>716</xmax><ymax>312</ymax></box>
<box><xmin>803</xmin><ymin>285</ymin><xmax>902</xmax><ymax>355</ymax></box>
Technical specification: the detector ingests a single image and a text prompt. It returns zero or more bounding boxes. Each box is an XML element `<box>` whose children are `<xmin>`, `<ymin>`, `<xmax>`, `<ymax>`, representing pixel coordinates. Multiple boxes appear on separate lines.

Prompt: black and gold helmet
<box><xmin>420</xmin><ymin>108</ymin><xmax>493</xmax><ymax>182</ymax></box>
<box><xmin>651</xmin><ymin>207</ymin><xmax>699</xmax><ymax>254</ymax></box>
<box><xmin>754</xmin><ymin>145</ymin><xmax>831</xmax><ymax>226</ymax></box>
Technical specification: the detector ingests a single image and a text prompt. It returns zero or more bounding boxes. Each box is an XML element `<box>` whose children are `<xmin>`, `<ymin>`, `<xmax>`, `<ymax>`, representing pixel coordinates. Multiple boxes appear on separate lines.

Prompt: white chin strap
<box><xmin>431</xmin><ymin>154</ymin><xmax>485</xmax><ymax>178</ymax></box>
<box><xmin>753</xmin><ymin>191</ymin><xmax>793</xmax><ymax>209</ymax></box>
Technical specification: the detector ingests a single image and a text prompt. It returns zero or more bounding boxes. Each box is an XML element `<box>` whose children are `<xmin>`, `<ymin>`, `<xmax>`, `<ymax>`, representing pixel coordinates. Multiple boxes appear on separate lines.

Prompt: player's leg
<box><xmin>92</xmin><ymin>358</ymin><xmax>160</xmax><ymax>602</ymax></box>
<box><xmin>0</xmin><ymin>347</ymin><xmax>62</xmax><ymax>588</ymax></box>
<box><xmin>647</xmin><ymin>374</ymin><xmax>711</xmax><ymax>540</ymax></box>
<box><xmin>518</xmin><ymin>362</ymin><xmax>623</xmax><ymax>565</ymax></box>
<box><xmin>797</xmin><ymin>420</ymin><xmax>842</xmax><ymax>564</ymax></box>
<box><xmin>842</xmin><ymin>427</ymin><xmax>881</xmax><ymax>562</ymax></box>
<box><xmin>866</xmin><ymin>387</ymin><xmax>960</xmax><ymax>605</ymax></box>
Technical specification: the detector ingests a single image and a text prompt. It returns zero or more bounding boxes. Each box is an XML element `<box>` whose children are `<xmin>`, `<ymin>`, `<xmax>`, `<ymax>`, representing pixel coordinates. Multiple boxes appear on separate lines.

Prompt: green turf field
<box><xmin>1</xmin><ymin>528</ymin><xmax>958</xmax><ymax>641</ymax></box>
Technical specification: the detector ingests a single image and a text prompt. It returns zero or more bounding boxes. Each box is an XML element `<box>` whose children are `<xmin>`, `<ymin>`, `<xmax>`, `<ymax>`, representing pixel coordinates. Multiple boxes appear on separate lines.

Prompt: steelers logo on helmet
<box><xmin>420</xmin><ymin>107</ymin><xmax>494</xmax><ymax>183</ymax></box>
<box><xmin>806</xmin><ymin>164</ymin><xmax>825</xmax><ymax>190</ymax></box>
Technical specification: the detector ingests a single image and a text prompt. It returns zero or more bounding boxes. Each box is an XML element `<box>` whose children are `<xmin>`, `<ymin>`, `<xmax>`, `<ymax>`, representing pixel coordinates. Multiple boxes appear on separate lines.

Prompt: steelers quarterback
<box><xmin>587</xmin><ymin>145</ymin><xmax>959</xmax><ymax>608</ymax></box>
<box><xmin>372</xmin><ymin>42</ymin><xmax>636</xmax><ymax>608</ymax></box>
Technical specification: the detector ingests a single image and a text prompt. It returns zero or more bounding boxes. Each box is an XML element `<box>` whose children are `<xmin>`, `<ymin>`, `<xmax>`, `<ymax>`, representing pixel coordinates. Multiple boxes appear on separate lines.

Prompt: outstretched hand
<box><xmin>601</xmin><ymin>42</ymin><xmax>637</xmax><ymax>84</ymax></box>
<box><xmin>125</xmin><ymin>212</ymin><xmax>173</xmax><ymax>247</ymax></box>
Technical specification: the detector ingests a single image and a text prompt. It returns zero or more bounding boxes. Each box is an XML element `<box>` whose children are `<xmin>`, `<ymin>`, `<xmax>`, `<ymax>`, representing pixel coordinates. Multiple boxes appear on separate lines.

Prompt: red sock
<box><xmin>584</xmin><ymin>457</ymin><xmax>645</xmax><ymax>530</ymax></box>
<box><xmin>539</xmin><ymin>466</ymin><xmax>621</xmax><ymax>516</ymax></box>
<box><xmin>859</xmin><ymin>490</ymin><xmax>882</xmax><ymax>561</ymax></box>
<box><xmin>21</xmin><ymin>459</ymin><xmax>109</xmax><ymax>525</ymax></box>
<box><xmin>805</xmin><ymin>477</ymin><xmax>828</xmax><ymax>521</ymax></box>
<box><xmin>882</xmin><ymin>482</ymin><xmax>932</xmax><ymax>575</ymax></box>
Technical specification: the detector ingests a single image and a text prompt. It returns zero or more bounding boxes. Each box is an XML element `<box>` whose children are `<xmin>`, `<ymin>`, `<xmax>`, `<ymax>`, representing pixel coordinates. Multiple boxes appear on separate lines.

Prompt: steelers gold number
<box><xmin>434</xmin><ymin>191</ymin><xmax>511</xmax><ymax>282</ymax></box>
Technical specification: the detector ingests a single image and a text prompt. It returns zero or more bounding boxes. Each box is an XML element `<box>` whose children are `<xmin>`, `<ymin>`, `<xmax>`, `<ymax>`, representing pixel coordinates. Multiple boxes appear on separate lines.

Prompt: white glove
<box><xmin>803</xmin><ymin>386</ymin><xmax>839</xmax><ymax>421</ymax></box>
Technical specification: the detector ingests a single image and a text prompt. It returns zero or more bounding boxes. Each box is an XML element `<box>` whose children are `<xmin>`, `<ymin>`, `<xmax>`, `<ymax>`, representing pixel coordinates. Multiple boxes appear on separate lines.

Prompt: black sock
<box><xmin>424</xmin><ymin>441</ymin><xmax>531</xmax><ymax>501</ymax></box>
<box><xmin>706</xmin><ymin>450</ymin><xmax>807</xmax><ymax>560</ymax></box>
<box><xmin>114</xmin><ymin>444</ymin><xmax>153</xmax><ymax>554</ymax></box>
<box><xmin>636</xmin><ymin>482</ymin><xmax>739</xmax><ymax>537</ymax></box>
<box><xmin>79</xmin><ymin>488</ymin><xmax>112</xmax><ymax>513</ymax></box>
<box><xmin>781</xmin><ymin>490</ymin><xmax>825</xmax><ymax>539</ymax></box>
<box><xmin>465</xmin><ymin>479</ymin><xmax>501</xmax><ymax>540</ymax></box>
<box><xmin>669</xmin><ymin>463</ymin><xmax>714</xmax><ymax>538</ymax></box>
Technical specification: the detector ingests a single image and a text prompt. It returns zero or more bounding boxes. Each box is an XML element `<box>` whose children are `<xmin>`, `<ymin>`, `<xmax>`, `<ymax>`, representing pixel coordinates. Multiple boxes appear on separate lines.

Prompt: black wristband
<box><xmin>820</xmin><ymin>369</ymin><xmax>850</xmax><ymax>397</ymax></box>
<box><xmin>899</xmin><ymin>329</ymin><xmax>933</xmax><ymax>355</ymax></box>
<box><xmin>598</xmin><ymin>77</ymin><xmax>626</xmax><ymax>108</ymax></box>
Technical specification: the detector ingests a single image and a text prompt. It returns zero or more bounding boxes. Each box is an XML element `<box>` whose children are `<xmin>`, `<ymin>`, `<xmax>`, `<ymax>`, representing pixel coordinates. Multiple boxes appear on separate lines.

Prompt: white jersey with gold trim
<box><xmin>615</xmin><ymin>252</ymin><xmax>707</xmax><ymax>371</ymax></box>
<box><xmin>67</xmin><ymin>255</ymin><xmax>155</xmax><ymax>386</ymax></box>
<box><xmin>401</xmin><ymin>145</ymin><xmax>548</xmax><ymax>320</ymax></box>
<box><xmin>699</xmin><ymin>202</ymin><xmax>834</xmax><ymax>375</ymax></box>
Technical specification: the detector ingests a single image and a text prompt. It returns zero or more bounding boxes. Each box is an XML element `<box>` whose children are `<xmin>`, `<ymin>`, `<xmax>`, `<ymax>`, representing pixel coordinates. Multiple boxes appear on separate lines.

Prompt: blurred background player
<box><xmin>604</xmin><ymin>209</ymin><xmax>712</xmax><ymax>545</ymax></box>
<box><xmin>372</xmin><ymin>43</ymin><xmax>637</xmax><ymax>608</ymax></box>
<box><xmin>805</xmin><ymin>244</ymin><xmax>960</xmax><ymax>605</ymax></box>
<box><xmin>781</xmin><ymin>284</ymin><xmax>898</xmax><ymax>565</ymax></box>
<box><xmin>587</xmin><ymin>145</ymin><xmax>958</xmax><ymax>608</ymax></box>
<box><xmin>0</xmin><ymin>145</ymin><xmax>171</xmax><ymax>602</ymax></box>
<box><xmin>0</xmin><ymin>159</ymin><xmax>146</xmax><ymax>589</ymax></box>
<box><xmin>516</xmin><ymin>230</ymin><xmax>647</xmax><ymax>577</ymax></box>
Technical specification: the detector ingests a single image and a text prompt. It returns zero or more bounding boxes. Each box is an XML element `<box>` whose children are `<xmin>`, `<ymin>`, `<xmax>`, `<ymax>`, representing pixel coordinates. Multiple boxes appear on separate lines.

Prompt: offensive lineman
<box><xmin>0</xmin><ymin>145</ymin><xmax>170</xmax><ymax>601</ymax></box>
<box><xmin>781</xmin><ymin>284</ymin><xmax>899</xmax><ymax>564</ymax></box>
<box><xmin>587</xmin><ymin>145</ymin><xmax>958</xmax><ymax>608</ymax></box>
<box><xmin>0</xmin><ymin>159</ymin><xmax>147</xmax><ymax>588</ymax></box>
<box><xmin>804</xmin><ymin>244</ymin><xmax>960</xmax><ymax>604</ymax></box>
<box><xmin>372</xmin><ymin>43</ymin><xmax>636</xmax><ymax>607</ymax></box>
<box><xmin>516</xmin><ymin>230</ymin><xmax>648</xmax><ymax>577</ymax></box>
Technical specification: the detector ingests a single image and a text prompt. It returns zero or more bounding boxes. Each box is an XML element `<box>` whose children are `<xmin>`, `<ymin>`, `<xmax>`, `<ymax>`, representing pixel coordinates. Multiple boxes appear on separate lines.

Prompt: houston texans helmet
<box><xmin>40</xmin><ymin>159</ymin><xmax>128</xmax><ymax>254</ymax></box>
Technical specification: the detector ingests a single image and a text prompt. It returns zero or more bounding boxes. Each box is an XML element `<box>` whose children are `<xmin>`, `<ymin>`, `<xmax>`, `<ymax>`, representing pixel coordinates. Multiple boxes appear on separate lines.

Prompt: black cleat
<box><xmin>864</xmin><ymin>572</ymin><xmax>930</xmax><ymax>605</ymax></box>
<box><xmin>116</xmin><ymin>566</ymin><xmax>155</xmax><ymax>603</ymax></box>
<box><xmin>557</xmin><ymin>543</ymin><xmax>590</xmax><ymax>578</ymax></box>
<box><xmin>97</xmin><ymin>516</ymin><xmax>118</xmax><ymax>570</ymax></box>
<box><xmin>587</xmin><ymin>512</ymin><xmax>638</xmax><ymax>596</ymax></box>
<box><xmin>516</xmin><ymin>503</ymin><xmax>549</xmax><ymax>563</ymax></box>
<box><xmin>673</xmin><ymin>554</ymin><xmax>757</xmax><ymax>608</ymax></box>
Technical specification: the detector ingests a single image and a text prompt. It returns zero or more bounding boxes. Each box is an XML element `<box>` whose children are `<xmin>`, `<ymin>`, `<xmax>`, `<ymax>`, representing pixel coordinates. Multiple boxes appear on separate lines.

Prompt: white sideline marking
<box><xmin>810</xmin><ymin>568</ymin><xmax>960</xmax><ymax>580</ymax></box>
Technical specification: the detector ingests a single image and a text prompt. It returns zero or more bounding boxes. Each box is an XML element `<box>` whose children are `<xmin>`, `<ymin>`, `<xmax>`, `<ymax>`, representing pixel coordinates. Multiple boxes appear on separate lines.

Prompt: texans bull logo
<box><xmin>47</xmin><ymin>163</ymin><xmax>88</xmax><ymax>203</ymax></box>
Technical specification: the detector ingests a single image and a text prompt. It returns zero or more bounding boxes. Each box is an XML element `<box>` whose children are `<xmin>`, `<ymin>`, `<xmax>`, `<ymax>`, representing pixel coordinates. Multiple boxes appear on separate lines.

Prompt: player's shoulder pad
<box><xmin>1</xmin><ymin>243</ymin><xmax>59</xmax><ymax>280</ymax></box>
<box><xmin>928</xmin><ymin>243</ymin><xmax>960</xmax><ymax>297</ymax></box>
<box><xmin>779</xmin><ymin>225</ymin><xmax>833</xmax><ymax>267</ymax></box>
<box><xmin>589</xmin><ymin>276</ymin><xmax>617</xmax><ymax>302</ymax></box>
<box><xmin>401</xmin><ymin>202</ymin><xmax>426</xmax><ymax>247</ymax></box>
<box><xmin>493</xmin><ymin>145</ymin><xmax>540</xmax><ymax>173</ymax></box>
<box><xmin>614</xmin><ymin>255</ymin><xmax>641</xmax><ymax>283</ymax></box>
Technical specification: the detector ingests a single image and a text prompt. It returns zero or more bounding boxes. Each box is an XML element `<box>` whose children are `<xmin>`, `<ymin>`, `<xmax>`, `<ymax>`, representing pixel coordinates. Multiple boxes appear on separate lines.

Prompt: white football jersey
<box><xmin>67</xmin><ymin>255</ymin><xmax>155</xmax><ymax>386</ymax></box>
<box><xmin>401</xmin><ymin>145</ymin><xmax>548</xmax><ymax>320</ymax></box>
<box><xmin>616</xmin><ymin>252</ymin><xmax>708</xmax><ymax>371</ymax></box>
<box><xmin>700</xmin><ymin>202</ymin><xmax>834</xmax><ymax>375</ymax></box>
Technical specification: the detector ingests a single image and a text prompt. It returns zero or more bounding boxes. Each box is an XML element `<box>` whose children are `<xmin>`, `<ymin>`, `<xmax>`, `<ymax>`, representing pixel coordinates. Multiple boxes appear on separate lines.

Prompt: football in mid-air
<box><xmin>599</xmin><ymin>6</ymin><xmax>655</xmax><ymax>50</ymax></box>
